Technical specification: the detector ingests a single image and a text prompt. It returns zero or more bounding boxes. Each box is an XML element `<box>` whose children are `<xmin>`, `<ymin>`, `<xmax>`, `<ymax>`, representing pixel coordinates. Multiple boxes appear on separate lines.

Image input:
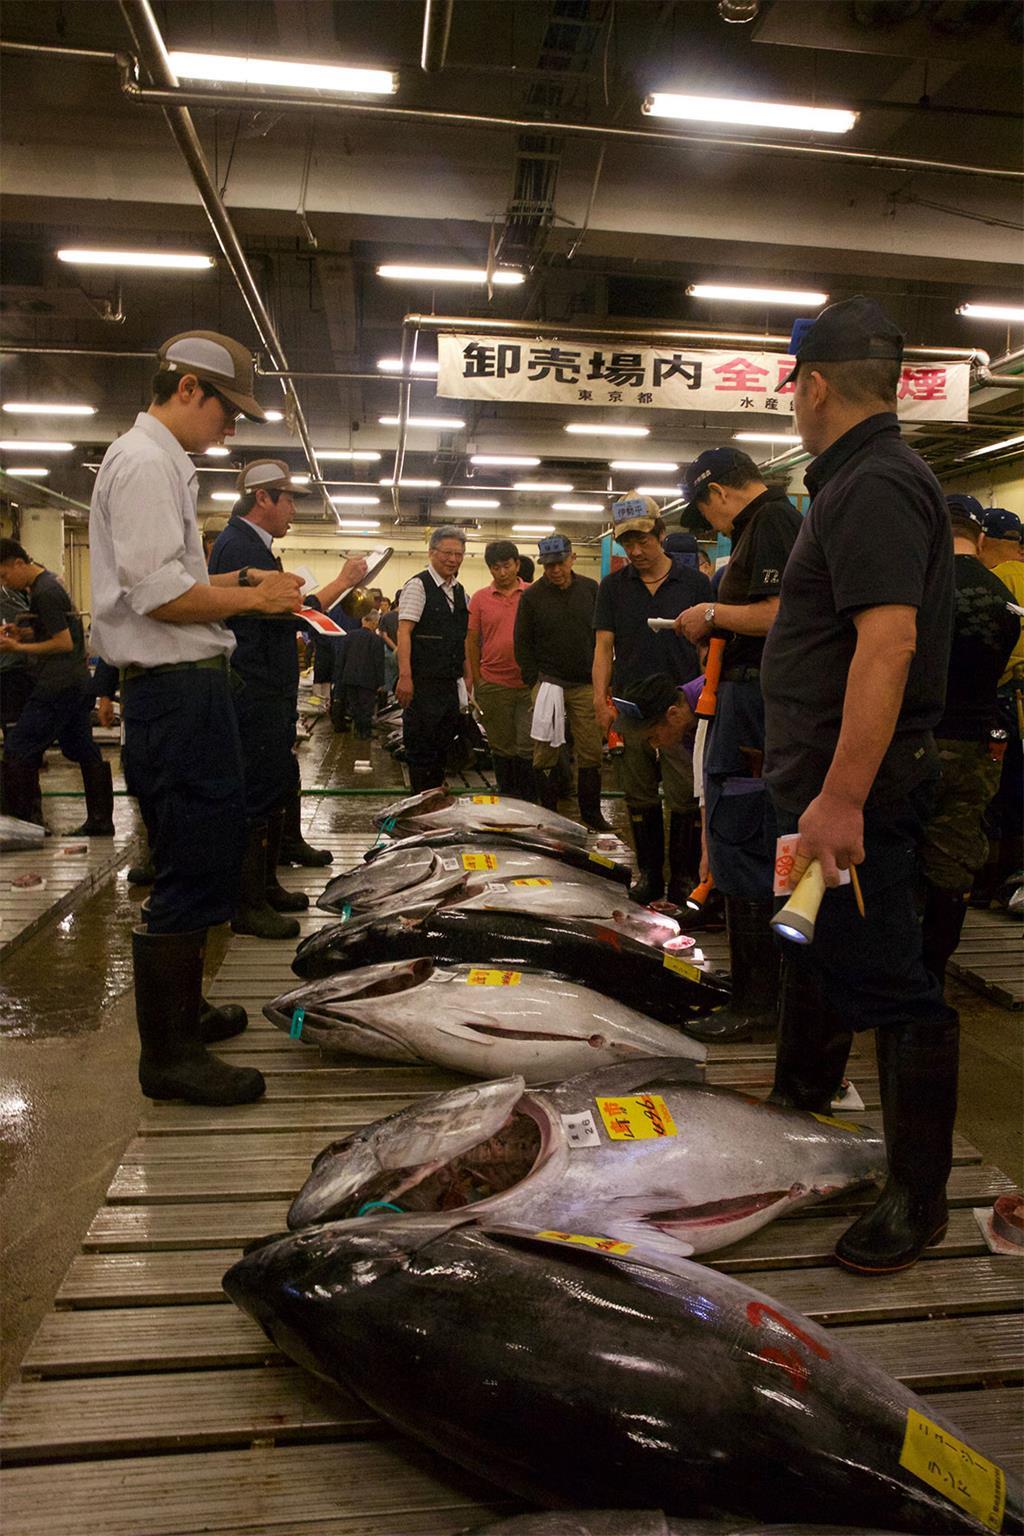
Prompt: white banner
<box><xmin>437</xmin><ymin>333</ymin><xmax>970</xmax><ymax>423</ymax></box>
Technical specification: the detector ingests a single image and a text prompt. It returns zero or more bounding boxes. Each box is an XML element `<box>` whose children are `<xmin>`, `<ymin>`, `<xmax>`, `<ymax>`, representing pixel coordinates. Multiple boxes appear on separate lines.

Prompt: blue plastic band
<box><xmin>289</xmin><ymin>1008</ymin><xmax>305</xmax><ymax>1039</ymax></box>
<box><xmin>356</xmin><ymin>1200</ymin><xmax>404</xmax><ymax>1216</ymax></box>
<box><xmin>381</xmin><ymin>816</ymin><xmax>397</xmax><ymax>834</ymax></box>
<box><xmin>341</xmin><ymin>903</ymin><xmax>351</xmax><ymax>923</ymax></box>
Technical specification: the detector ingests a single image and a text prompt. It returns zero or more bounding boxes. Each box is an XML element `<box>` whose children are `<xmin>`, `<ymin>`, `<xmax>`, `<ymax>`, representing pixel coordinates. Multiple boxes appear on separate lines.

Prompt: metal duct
<box><xmin>421</xmin><ymin>0</ymin><xmax>454</xmax><ymax>72</ymax></box>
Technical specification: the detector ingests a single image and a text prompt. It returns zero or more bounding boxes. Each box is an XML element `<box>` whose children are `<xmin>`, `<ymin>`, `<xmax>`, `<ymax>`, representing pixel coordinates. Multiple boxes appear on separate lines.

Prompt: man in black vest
<box><xmin>396</xmin><ymin>526</ymin><xmax>471</xmax><ymax>791</ymax></box>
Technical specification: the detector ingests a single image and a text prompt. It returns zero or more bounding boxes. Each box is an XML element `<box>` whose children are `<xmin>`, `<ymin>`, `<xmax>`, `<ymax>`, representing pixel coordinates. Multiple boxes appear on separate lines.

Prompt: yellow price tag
<box><xmin>510</xmin><ymin>877</ymin><xmax>553</xmax><ymax>887</ymax></box>
<box><xmin>811</xmin><ymin>1112</ymin><xmax>862</xmax><ymax>1134</ymax></box>
<box><xmin>588</xmin><ymin>851</ymin><xmax>616</xmax><ymax>868</ymax></box>
<box><xmin>461</xmin><ymin>853</ymin><xmax>498</xmax><ymax>871</ymax></box>
<box><xmin>536</xmin><ymin>1230</ymin><xmax>633</xmax><ymax>1256</ymax></box>
<box><xmin>900</xmin><ymin>1408</ymin><xmax>1005</xmax><ymax>1533</ymax></box>
<box><xmin>470</xmin><ymin>795</ymin><xmax>499</xmax><ymax>804</ymax></box>
<box><xmin>465</xmin><ymin>969</ymin><xmax>522</xmax><ymax>987</ymax></box>
<box><xmin>596</xmin><ymin>1093</ymin><xmax>677</xmax><ymax>1141</ymax></box>
<box><xmin>663</xmin><ymin>952</ymin><xmax>700</xmax><ymax>982</ymax></box>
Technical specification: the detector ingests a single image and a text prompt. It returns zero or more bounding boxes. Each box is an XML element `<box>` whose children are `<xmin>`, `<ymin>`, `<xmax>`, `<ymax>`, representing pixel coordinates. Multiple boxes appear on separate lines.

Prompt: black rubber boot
<box><xmin>264</xmin><ymin>806</ymin><xmax>309</xmax><ymax>914</ymax></box>
<box><xmin>232</xmin><ymin>821</ymin><xmax>301</xmax><ymax>941</ymax></box>
<box><xmin>127</xmin><ymin>854</ymin><xmax>155</xmax><ymax>886</ymax></box>
<box><xmin>577</xmin><ymin>766</ymin><xmax>612</xmax><ymax>832</ymax></box>
<box><xmin>684</xmin><ymin>898</ymin><xmax>780</xmax><ymax>1042</ymax></box>
<box><xmin>628</xmin><ymin>805</ymin><xmax>665</xmax><ymax>904</ymax></box>
<box><xmin>921</xmin><ymin>881</ymin><xmax>967</xmax><ymax>989</ymax></box>
<box><xmin>279</xmin><ymin>789</ymin><xmax>332</xmax><ymax>867</ymax></box>
<box><xmin>512</xmin><ymin>757</ymin><xmax>537</xmax><ymax>804</ymax></box>
<box><xmin>833</xmin><ymin>1014</ymin><xmax>958</xmax><ymax>1274</ymax></box>
<box><xmin>1</xmin><ymin>755</ymin><xmax>43</xmax><ymax>825</ymax></box>
<box><xmin>132</xmin><ymin>927</ymin><xmax>264</xmax><ymax>1104</ymax></box>
<box><xmin>199</xmin><ymin>998</ymin><xmax>249</xmax><ymax>1043</ymax></box>
<box><xmin>666</xmin><ymin>810</ymin><xmax>700</xmax><ymax>906</ymax></box>
<box><xmin>535</xmin><ymin>768</ymin><xmax>561</xmax><ymax>812</ymax></box>
<box><xmin>767</xmin><ymin>958</ymin><xmax>853</xmax><ymax>1113</ymax></box>
<box><xmin>70</xmin><ymin>758</ymin><xmax>115</xmax><ymax>836</ymax></box>
<box><xmin>491</xmin><ymin>755</ymin><xmax>516</xmax><ymax>796</ymax></box>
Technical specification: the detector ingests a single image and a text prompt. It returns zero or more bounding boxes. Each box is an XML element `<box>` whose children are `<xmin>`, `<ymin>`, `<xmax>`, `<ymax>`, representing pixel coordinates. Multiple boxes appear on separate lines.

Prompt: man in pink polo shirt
<box><xmin>467</xmin><ymin>539</ymin><xmax>534</xmax><ymax>800</ymax></box>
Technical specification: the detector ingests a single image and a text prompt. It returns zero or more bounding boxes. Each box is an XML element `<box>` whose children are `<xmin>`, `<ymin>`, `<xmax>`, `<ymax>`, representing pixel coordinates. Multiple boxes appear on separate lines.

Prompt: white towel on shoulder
<box><xmin>530</xmin><ymin>682</ymin><xmax>566</xmax><ymax>747</ymax></box>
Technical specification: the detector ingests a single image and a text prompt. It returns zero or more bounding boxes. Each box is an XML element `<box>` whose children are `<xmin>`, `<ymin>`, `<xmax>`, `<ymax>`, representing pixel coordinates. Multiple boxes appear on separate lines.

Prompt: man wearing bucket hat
<box><xmin>90</xmin><ymin>330</ymin><xmax>304</xmax><ymax>1107</ymax></box>
<box><xmin>761</xmin><ymin>296</ymin><xmax>956</xmax><ymax>1274</ymax></box>
<box><xmin>209</xmin><ymin>459</ymin><xmax>367</xmax><ymax>939</ymax></box>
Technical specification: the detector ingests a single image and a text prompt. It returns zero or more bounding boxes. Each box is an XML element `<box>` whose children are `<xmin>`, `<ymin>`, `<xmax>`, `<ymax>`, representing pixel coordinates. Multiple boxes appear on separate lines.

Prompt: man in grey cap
<box><xmin>397</xmin><ymin>526</ymin><xmax>472</xmax><ymax>791</ymax></box>
<box><xmin>90</xmin><ymin>330</ymin><xmax>303</xmax><ymax>1106</ymax></box>
<box><xmin>761</xmin><ymin>295</ymin><xmax>956</xmax><ymax>1275</ymax></box>
<box><xmin>209</xmin><ymin>459</ymin><xmax>367</xmax><ymax>939</ymax></box>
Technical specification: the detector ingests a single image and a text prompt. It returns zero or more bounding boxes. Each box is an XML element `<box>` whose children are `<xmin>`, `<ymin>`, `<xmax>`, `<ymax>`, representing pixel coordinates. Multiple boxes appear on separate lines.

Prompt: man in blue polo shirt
<box><xmin>593</xmin><ymin>494</ymin><xmax>710</xmax><ymax>902</ymax></box>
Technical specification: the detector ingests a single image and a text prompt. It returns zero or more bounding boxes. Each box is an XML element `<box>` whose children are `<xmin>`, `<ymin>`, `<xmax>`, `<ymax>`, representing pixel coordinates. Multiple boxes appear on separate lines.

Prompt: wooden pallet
<box><xmin>2</xmin><ymin>791</ymin><xmax>1022</xmax><ymax>1535</ymax></box>
<box><xmin>949</xmin><ymin>907</ymin><xmax>1024</xmax><ymax>1010</ymax></box>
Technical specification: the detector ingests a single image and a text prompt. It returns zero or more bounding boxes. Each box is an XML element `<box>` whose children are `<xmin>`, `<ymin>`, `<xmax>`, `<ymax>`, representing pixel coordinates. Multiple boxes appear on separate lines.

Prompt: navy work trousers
<box><xmin>5</xmin><ymin>683</ymin><xmax>101</xmax><ymax>768</ymax></box>
<box><xmin>704</xmin><ymin>679</ymin><xmax>776</xmax><ymax>903</ymax></box>
<box><xmin>121</xmin><ymin>668</ymin><xmax>246</xmax><ymax>934</ymax></box>
<box><xmin>234</xmin><ymin>684</ymin><xmax>298</xmax><ymax>819</ymax></box>
<box><xmin>403</xmin><ymin>677</ymin><xmax>460</xmax><ymax>792</ymax></box>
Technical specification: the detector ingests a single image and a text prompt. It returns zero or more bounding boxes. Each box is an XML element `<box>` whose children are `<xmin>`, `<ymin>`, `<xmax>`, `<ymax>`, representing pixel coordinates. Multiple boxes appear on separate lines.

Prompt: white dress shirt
<box><xmin>89</xmin><ymin>412</ymin><xmax>235</xmax><ymax>667</ymax></box>
<box><xmin>398</xmin><ymin>562</ymin><xmax>458</xmax><ymax>624</ymax></box>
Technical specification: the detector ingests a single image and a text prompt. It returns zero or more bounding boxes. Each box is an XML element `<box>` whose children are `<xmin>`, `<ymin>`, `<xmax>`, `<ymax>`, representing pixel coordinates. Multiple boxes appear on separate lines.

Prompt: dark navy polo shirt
<box><xmin>594</xmin><ymin>556</ymin><xmax>711</xmax><ymax>691</ymax></box>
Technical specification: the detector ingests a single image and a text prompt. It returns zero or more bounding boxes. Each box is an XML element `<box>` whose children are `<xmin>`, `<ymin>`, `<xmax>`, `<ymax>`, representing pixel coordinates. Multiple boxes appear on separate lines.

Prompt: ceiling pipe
<box><xmin>114</xmin><ymin>4</ymin><xmax>334</xmax><ymax>521</ymax></box>
<box><xmin>421</xmin><ymin>0</ymin><xmax>455</xmax><ymax>72</ymax></box>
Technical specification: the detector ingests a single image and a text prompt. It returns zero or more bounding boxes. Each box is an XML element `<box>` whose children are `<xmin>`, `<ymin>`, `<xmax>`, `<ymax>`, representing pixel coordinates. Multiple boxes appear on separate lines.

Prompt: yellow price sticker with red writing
<box><xmin>536</xmin><ymin>1230</ymin><xmax>633</xmax><ymax>1256</ymax></box>
<box><xmin>465</xmin><ymin>969</ymin><xmax>522</xmax><ymax>987</ymax></box>
<box><xmin>900</xmin><ymin>1409</ymin><xmax>1005</xmax><ymax>1533</ymax></box>
<box><xmin>461</xmin><ymin>853</ymin><xmax>498</xmax><ymax>871</ymax></box>
<box><xmin>510</xmin><ymin>878</ymin><xmax>552</xmax><ymax>887</ymax></box>
<box><xmin>596</xmin><ymin>1093</ymin><xmax>677</xmax><ymax>1141</ymax></box>
<box><xmin>588</xmin><ymin>851</ymin><xmax>616</xmax><ymax>868</ymax></box>
<box><xmin>811</xmin><ymin>1112</ymin><xmax>862</xmax><ymax>1134</ymax></box>
<box><xmin>663</xmin><ymin>952</ymin><xmax>700</xmax><ymax>982</ymax></box>
<box><xmin>470</xmin><ymin>795</ymin><xmax>499</xmax><ymax>804</ymax></box>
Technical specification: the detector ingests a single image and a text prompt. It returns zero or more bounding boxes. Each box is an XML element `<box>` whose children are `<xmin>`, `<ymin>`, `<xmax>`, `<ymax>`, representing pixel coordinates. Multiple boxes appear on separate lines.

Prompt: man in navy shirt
<box><xmin>762</xmin><ymin>296</ymin><xmax>955</xmax><ymax>1276</ymax></box>
<box><xmin>593</xmin><ymin>495</ymin><xmax>709</xmax><ymax>901</ymax></box>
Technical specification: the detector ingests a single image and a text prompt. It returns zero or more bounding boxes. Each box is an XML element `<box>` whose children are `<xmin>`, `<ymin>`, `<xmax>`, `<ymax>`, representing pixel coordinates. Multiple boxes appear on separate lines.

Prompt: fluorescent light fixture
<box><xmin>315</xmin><ymin>450</ymin><xmax>381</xmax><ymax>462</ymax></box>
<box><xmin>2</xmin><ymin>402</ymin><xmax>96</xmax><ymax>417</ymax></box>
<box><xmin>610</xmin><ymin>459</ymin><xmax>679</xmax><ymax>473</ymax></box>
<box><xmin>733</xmin><ymin>432</ymin><xmax>800</xmax><ymax>444</ymax></box>
<box><xmin>378</xmin><ymin>414</ymin><xmax>466</xmax><ymax>430</ymax></box>
<box><xmin>57</xmin><ymin>248</ymin><xmax>214</xmax><ymax>270</ymax></box>
<box><xmin>4</xmin><ymin>466</ymin><xmax>49</xmax><ymax>477</ymax></box>
<box><xmin>264</xmin><ymin>409</ymin><xmax>285</xmax><ymax>422</ymax></box>
<box><xmin>447</xmin><ymin>497</ymin><xmax>501</xmax><ymax>509</ymax></box>
<box><xmin>643</xmin><ymin>92</ymin><xmax>857</xmax><ymax>135</ymax></box>
<box><xmin>205</xmin><ymin>446</ymin><xmax>231</xmax><ymax>458</ymax></box>
<box><xmin>292</xmin><ymin>475</ymin><xmax>311</xmax><ymax>486</ymax></box>
<box><xmin>513</xmin><ymin>480</ymin><xmax>573</xmax><ymax>493</ymax></box>
<box><xmin>0</xmin><ymin>440</ymin><xmax>73</xmax><ymax>453</ymax></box>
<box><xmin>689</xmin><ymin>283</ymin><xmax>828</xmax><ymax>307</ymax></box>
<box><xmin>956</xmin><ymin>302</ymin><xmax>1024</xmax><ymax>324</ymax></box>
<box><xmin>565</xmin><ymin>423</ymin><xmax>649</xmax><ymax>438</ymax></box>
<box><xmin>211</xmin><ymin>492</ymin><xmax>238</xmax><ymax>502</ymax></box>
<box><xmin>552</xmin><ymin>500</ymin><xmax>603</xmax><ymax>512</ymax></box>
<box><xmin>960</xmin><ymin>433</ymin><xmax>1024</xmax><ymax>460</ymax></box>
<box><xmin>168</xmin><ymin>50</ymin><xmax>396</xmax><ymax>96</ymax></box>
<box><xmin>379</xmin><ymin>476</ymin><xmax>441</xmax><ymax>487</ymax></box>
<box><xmin>377</xmin><ymin>264</ymin><xmax>524</xmax><ymax>287</ymax></box>
<box><xmin>331</xmin><ymin>495</ymin><xmax>381</xmax><ymax>506</ymax></box>
<box><xmin>377</xmin><ymin>357</ymin><xmax>440</xmax><ymax>375</ymax></box>
<box><xmin>337</xmin><ymin>519</ymin><xmax>382</xmax><ymax>531</ymax></box>
<box><xmin>635</xmin><ymin>484</ymin><xmax>681</xmax><ymax>497</ymax></box>
<box><xmin>471</xmin><ymin>454</ymin><xmax>541</xmax><ymax>467</ymax></box>
<box><xmin>513</xmin><ymin>524</ymin><xmax>555</xmax><ymax>535</ymax></box>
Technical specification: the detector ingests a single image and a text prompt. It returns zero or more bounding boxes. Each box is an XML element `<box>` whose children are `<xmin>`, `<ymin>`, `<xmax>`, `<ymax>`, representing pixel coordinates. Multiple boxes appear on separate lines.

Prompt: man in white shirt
<box><xmin>396</xmin><ymin>527</ymin><xmax>471</xmax><ymax>791</ymax></box>
<box><xmin>90</xmin><ymin>330</ymin><xmax>302</xmax><ymax>1106</ymax></box>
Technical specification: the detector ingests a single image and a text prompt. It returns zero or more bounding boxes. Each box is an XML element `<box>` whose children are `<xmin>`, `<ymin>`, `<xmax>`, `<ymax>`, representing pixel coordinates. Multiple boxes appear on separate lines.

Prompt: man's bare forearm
<box><xmin>711</xmin><ymin>598</ymin><xmax>779</xmax><ymax>637</ymax></box>
<box><xmin>149</xmin><ymin>584</ymin><xmax>274</xmax><ymax>624</ymax></box>
<box><xmin>592</xmin><ymin>632</ymin><xmax>613</xmax><ymax>704</ymax></box>
<box><xmin>822</xmin><ymin>605</ymin><xmax>917</xmax><ymax>810</ymax></box>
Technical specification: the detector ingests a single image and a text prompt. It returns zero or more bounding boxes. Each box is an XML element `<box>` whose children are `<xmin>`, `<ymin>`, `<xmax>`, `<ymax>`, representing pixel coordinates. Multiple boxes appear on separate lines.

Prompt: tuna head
<box><xmin>287</xmin><ymin>1074</ymin><xmax>529</xmax><ymax>1229</ymax></box>
<box><xmin>265</xmin><ymin>958</ymin><xmax>445</xmax><ymax>1059</ymax></box>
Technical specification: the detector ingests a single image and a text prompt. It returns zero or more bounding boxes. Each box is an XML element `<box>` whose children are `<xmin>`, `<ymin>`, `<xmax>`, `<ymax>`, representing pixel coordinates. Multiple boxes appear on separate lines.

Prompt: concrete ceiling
<box><xmin>0</xmin><ymin>0</ymin><xmax>1021</xmax><ymax>533</ymax></box>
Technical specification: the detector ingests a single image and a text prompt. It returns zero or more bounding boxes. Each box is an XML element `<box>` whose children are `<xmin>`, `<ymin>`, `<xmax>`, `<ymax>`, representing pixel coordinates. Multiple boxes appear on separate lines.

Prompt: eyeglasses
<box><xmin>200</xmin><ymin>383</ymin><xmax>241</xmax><ymax>424</ymax></box>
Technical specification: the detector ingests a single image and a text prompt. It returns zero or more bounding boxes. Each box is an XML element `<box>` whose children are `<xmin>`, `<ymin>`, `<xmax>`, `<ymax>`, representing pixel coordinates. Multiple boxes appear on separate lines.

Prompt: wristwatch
<box><xmin>238</xmin><ymin>567</ymin><xmax>253</xmax><ymax>587</ymax></box>
<box><xmin>704</xmin><ymin>604</ymin><xmax>716</xmax><ymax>627</ymax></box>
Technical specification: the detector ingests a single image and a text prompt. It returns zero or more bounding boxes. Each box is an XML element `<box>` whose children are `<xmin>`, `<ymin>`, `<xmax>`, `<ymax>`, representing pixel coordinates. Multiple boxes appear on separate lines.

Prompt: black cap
<box><xmin>678</xmin><ymin>446</ymin><xmax>760</xmax><ymax>530</ymax></box>
<box><xmin>946</xmin><ymin>493</ymin><xmax>984</xmax><ymax>530</ymax></box>
<box><xmin>663</xmin><ymin>531</ymin><xmax>698</xmax><ymax>556</ymax></box>
<box><xmin>981</xmin><ymin>507</ymin><xmax>1023</xmax><ymax>541</ymax></box>
<box><xmin>617</xmin><ymin>673</ymin><xmax>681</xmax><ymax>726</ymax></box>
<box><xmin>780</xmin><ymin>295</ymin><xmax>904</xmax><ymax>388</ymax></box>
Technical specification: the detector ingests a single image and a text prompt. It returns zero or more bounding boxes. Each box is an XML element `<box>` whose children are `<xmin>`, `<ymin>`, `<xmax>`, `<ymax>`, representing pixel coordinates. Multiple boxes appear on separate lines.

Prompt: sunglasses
<box><xmin>200</xmin><ymin>383</ymin><xmax>241</xmax><ymax>423</ymax></box>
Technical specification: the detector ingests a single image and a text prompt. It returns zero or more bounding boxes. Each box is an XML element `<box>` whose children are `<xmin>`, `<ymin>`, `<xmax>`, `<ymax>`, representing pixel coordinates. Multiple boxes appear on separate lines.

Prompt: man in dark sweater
<box><xmin>337</xmin><ymin>612</ymin><xmax>385</xmax><ymax>738</ymax></box>
<box><xmin>514</xmin><ymin>533</ymin><xmax>604</xmax><ymax>827</ymax></box>
<box><xmin>919</xmin><ymin>497</ymin><xmax>1019</xmax><ymax>980</ymax></box>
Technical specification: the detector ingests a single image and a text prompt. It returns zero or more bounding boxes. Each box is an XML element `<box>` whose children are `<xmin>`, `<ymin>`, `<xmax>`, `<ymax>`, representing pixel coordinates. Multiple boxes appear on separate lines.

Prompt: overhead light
<box><xmin>565</xmin><ymin>423</ymin><xmax>649</xmax><ymax>438</ymax></box>
<box><xmin>316</xmin><ymin>450</ymin><xmax>381</xmax><ymax>461</ymax></box>
<box><xmin>264</xmin><ymin>409</ymin><xmax>285</xmax><ymax>423</ymax></box>
<box><xmin>643</xmin><ymin>92</ymin><xmax>857</xmax><ymax>136</ymax></box>
<box><xmin>168</xmin><ymin>50</ymin><xmax>396</xmax><ymax>96</ymax></box>
<box><xmin>552</xmin><ymin>500</ymin><xmax>603</xmax><ymax>512</ymax></box>
<box><xmin>205</xmin><ymin>446</ymin><xmax>231</xmax><ymax>458</ymax></box>
<box><xmin>956</xmin><ymin>303</ymin><xmax>1024</xmax><ymax>324</ymax></box>
<box><xmin>513</xmin><ymin>523</ymin><xmax>556</xmax><ymax>535</ymax></box>
<box><xmin>610</xmin><ymin>459</ymin><xmax>679</xmax><ymax>473</ymax></box>
<box><xmin>471</xmin><ymin>454</ymin><xmax>541</xmax><ymax>467</ymax></box>
<box><xmin>377</xmin><ymin>264</ymin><xmax>524</xmax><ymax>287</ymax></box>
<box><xmin>3</xmin><ymin>466</ymin><xmax>49</xmax><ymax>477</ymax></box>
<box><xmin>2</xmin><ymin>402</ymin><xmax>96</xmax><ymax>417</ymax></box>
<box><xmin>733</xmin><ymin>432</ymin><xmax>800</xmax><ymax>444</ymax></box>
<box><xmin>378</xmin><ymin>414</ymin><xmax>466</xmax><ymax>430</ymax></box>
<box><xmin>0</xmin><ymin>440</ymin><xmax>73</xmax><ymax>453</ymax></box>
<box><xmin>634</xmin><ymin>485</ymin><xmax>681</xmax><ymax>497</ymax></box>
<box><xmin>689</xmin><ymin>283</ymin><xmax>828</xmax><ymax>307</ymax></box>
<box><xmin>331</xmin><ymin>495</ymin><xmax>381</xmax><ymax>506</ymax></box>
<box><xmin>337</xmin><ymin>519</ymin><xmax>382</xmax><ymax>531</ymax></box>
<box><xmin>57</xmin><ymin>248</ymin><xmax>214</xmax><ymax>270</ymax></box>
<box><xmin>513</xmin><ymin>480</ymin><xmax>573</xmax><ymax>493</ymax></box>
<box><xmin>447</xmin><ymin>497</ymin><xmax>501</xmax><ymax>509</ymax></box>
<box><xmin>379</xmin><ymin>476</ymin><xmax>442</xmax><ymax>487</ymax></box>
<box><xmin>292</xmin><ymin>475</ymin><xmax>311</xmax><ymax>486</ymax></box>
<box><xmin>377</xmin><ymin>357</ymin><xmax>440</xmax><ymax>375</ymax></box>
<box><xmin>960</xmin><ymin>433</ymin><xmax>1024</xmax><ymax>460</ymax></box>
<box><xmin>210</xmin><ymin>492</ymin><xmax>238</xmax><ymax>502</ymax></box>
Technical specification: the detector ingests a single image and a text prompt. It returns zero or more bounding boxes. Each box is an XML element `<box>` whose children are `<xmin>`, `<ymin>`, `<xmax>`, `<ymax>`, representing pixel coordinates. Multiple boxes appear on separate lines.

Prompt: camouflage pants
<box><xmin>919</xmin><ymin>738</ymin><xmax>1001</xmax><ymax>893</ymax></box>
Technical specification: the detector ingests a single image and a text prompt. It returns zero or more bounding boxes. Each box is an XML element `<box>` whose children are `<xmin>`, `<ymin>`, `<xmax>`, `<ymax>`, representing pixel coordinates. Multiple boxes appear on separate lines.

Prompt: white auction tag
<box><xmin>561</xmin><ymin>1110</ymin><xmax>601</xmax><ymax>1149</ymax></box>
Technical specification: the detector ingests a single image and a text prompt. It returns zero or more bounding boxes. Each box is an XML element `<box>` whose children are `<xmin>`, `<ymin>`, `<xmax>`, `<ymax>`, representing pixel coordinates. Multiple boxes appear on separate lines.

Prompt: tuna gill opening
<box><xmin>337</xmin><ymin>958</ymin><xmax>434</xmax><ymax>1001</ymax></box>
<box><xmin>386</xmin><ymin>1110</ymin><xmax>542</xmax><ymax>1214</ymax></box>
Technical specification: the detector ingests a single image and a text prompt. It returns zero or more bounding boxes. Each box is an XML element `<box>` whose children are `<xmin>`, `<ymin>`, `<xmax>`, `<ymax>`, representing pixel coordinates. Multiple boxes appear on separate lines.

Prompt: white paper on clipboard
<box><xmin>338</xmin><ymin>546</ymin><xmax>393</xmax><ymax>603</ymax></box>
<box><xmin>291</xmin><ymin>564</ymin><xmax>318</xmax><ymax>596</ymax></box>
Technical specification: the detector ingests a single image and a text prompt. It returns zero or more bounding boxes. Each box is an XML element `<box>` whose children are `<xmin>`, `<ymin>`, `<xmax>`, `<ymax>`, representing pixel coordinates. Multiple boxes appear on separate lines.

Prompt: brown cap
<box><xmin>235</xmin><ymin>458</ymin><xmax>310</xmax><ymax>496</ymax></box>
<box><xmin>157</xmin><ymin>330</ymin><xmax>267</xmax><ymax>422</ymax></box>
<box><xmin>611</xmin><ymin>492</ymin><xmax>661</xmax><ymax>538</ymax></box>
